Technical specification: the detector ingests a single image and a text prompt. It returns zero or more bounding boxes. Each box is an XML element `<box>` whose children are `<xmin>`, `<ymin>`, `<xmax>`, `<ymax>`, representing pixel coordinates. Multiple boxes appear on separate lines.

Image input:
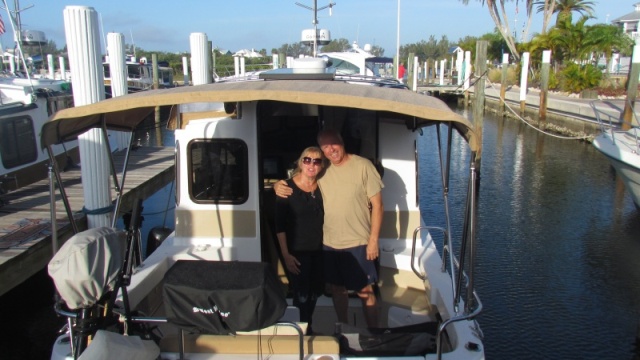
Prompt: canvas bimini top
<box><xmin>41</xmin><ymin>78</ymin><xmax>481</xmax><ymax>159</ymax></box>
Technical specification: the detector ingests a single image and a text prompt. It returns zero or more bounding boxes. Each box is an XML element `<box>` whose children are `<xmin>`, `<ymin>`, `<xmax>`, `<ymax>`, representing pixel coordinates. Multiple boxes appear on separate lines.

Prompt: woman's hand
<box><xmin>284</xmin><ymin>253</ymin><xmax>301</xmax><ymax>274</ymax></box>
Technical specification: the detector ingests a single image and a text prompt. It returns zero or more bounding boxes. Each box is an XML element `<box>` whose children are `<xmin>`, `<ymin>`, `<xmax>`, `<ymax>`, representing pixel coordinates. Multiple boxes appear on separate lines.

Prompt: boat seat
<box><xmin>159</xmin><ymin>333</ymin><xmax>339</xmax><ymax>355</ymax></box>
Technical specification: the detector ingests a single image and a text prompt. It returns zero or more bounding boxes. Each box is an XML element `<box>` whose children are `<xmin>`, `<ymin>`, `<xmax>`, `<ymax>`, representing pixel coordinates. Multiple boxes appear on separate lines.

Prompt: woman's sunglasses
<box><xmin>302</xmin><ymin>157</ymin><xmax>323</xmax><ymax>165</ymax></box>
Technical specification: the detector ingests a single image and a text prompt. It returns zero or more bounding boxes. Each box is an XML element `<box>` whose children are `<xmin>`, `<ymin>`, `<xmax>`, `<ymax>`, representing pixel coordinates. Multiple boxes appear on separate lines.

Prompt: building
<box><xmin>612</xmin><ymin>3</ymin><xmax>640</xmax><ymax>42</ymax></box>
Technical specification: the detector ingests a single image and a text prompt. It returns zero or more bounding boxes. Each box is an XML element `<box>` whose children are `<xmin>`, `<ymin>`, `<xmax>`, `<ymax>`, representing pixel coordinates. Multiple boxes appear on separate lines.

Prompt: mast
<box><xmin>295</xmin><ymin>0</ymin><xmax>335</xmax><ymax>57</ymax></box>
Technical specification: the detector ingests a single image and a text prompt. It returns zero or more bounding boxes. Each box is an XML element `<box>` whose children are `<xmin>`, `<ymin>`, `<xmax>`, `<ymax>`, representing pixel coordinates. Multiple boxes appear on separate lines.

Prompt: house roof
<box><xmin>611</xmin><ymin>3</ymin><xmax>640</xmax><ymax>23</ymax></box>
<box><xmin>448</xmin><ymin>46</ymin><xmax>463</xmax><ymax>54</ymax></box>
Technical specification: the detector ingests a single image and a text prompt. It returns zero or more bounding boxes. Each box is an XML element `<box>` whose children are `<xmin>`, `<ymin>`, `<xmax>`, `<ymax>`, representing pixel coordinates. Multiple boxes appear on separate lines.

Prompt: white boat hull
<box><xmin>593</xmin><ymin>129</ymin><xmax>640</xmax><ymax>208</ymax></box>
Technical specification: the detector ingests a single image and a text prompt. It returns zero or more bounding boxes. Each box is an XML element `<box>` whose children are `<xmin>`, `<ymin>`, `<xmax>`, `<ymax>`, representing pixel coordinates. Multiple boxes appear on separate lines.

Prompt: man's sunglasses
<box><xmin>302</xmin><ymin>157</ymin><xmax>323</xmax><ymax>165</ymax></box>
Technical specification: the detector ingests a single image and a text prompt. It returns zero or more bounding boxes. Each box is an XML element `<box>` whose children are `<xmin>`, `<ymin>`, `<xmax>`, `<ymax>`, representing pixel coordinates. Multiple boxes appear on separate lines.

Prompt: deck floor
<box><xmin>0</xmin><ymin>146</ymin><xmax>175</xmax><ymax>296</ymax></box>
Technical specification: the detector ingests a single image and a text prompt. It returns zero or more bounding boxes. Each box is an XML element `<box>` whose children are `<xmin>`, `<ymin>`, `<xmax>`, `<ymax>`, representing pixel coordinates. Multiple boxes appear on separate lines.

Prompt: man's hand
<box><xmin>274</xmin><ymin>180</ymin><xmax>293</xmax><ymax>198</ymax></box>
<box><xmin>283</xmin><ymin>253</ymin><xmax>301</xmax><ymax>274</ymax></box>
<box><xmin>366</xmin><ymin>241</ymin><xmax>379</xmax><ymax>261</ymax></box>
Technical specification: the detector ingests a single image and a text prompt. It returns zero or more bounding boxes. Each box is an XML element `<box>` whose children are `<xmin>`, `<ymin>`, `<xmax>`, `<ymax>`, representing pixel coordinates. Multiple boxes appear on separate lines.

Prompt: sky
<box><xmin>0</xmin><ymin>1</ymin><xmax>633</xmax><ymax>57</ymax></box>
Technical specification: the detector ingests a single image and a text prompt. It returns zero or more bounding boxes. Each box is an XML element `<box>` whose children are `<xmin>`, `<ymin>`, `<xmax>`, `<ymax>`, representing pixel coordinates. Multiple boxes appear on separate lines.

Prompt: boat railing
<box><xmin>411</xmin><ymin>225</ymin><xmax>483</xmax><ymax>359</ymax></box>
<box><xmin>590</xmin><ymin>99</ymin><xmax>640</xmax><ymax>149</ymax></box>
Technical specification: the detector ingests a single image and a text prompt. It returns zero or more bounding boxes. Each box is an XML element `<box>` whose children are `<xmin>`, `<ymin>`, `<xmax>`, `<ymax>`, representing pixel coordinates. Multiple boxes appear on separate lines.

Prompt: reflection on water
<box><xmin>418</xmin><ymin>107</ymin><xmax>640</xmax><ymax>359</ymax></box>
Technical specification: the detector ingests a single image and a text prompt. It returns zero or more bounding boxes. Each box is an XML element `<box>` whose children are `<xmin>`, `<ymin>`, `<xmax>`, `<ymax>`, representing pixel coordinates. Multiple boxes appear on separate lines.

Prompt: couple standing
<box><xmin>274</xmin><ymin>129</ymin><xmax>384</xmax><ymax>332</ymax></box>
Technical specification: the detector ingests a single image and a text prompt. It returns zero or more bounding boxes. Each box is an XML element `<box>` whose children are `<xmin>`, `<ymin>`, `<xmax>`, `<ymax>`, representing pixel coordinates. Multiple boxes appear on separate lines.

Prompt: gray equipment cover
<box><xmin>48</xmin><ymin>227</ymin><xmax>126</xmax><ymax>309</ymax></box>
<box><xmin>78</xmin><ymin>330</ymin><xmax>160</xmax><ymax>360</ymax></box>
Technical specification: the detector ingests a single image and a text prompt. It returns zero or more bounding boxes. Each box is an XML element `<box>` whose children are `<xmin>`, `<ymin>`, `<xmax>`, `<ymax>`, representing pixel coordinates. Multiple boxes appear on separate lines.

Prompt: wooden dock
<box><xmin>0</xmin><ymin>146</ymin><xmax>175</xmax><ymax>297</ymax></box>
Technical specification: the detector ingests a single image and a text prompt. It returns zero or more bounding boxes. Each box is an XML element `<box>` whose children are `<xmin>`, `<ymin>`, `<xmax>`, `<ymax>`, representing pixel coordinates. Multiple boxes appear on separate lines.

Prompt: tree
<box><xmin>320</xmin><ymin>38</ymin><xmax>350</xmax><ymax>53</ymax></box>
<box><xmin>536</xmin><ymin>0</ymin><xmax>595</xmax><ymax>29</ymax></box>
<box><xmin>460</xmin><ymin>0</ymin><xmax>538</xmax><ymax>61</ymax></box>
<box><xmin>585</xmin><ymin>24</ymin><xmax>634</xmax><ymax>74</ymax></box>
<box><xmin>369</xmin><ymin>45</ymin><xmax>385</xmax><ymax>57</ymax></box>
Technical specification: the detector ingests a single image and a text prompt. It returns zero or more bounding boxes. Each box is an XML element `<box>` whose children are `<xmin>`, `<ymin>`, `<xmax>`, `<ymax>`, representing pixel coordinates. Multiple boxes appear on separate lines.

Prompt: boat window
<box><xmin>188</xmin><ymin>139</ymin><xmax>248</xmax><ymax>204</ymax></box>
<box><xmin>326</xmin><ymin>57</ymin><xmax>360</xmax><ymax>75</ymax></box>
<box><xmin>0</xmin><ymin>116</ymin><xmax>37</xmax><ymax>169</ymax></box>
<box><xmin>103</xmin><ymin>64</ymin><xmax>110</xmax><ymax>78</ymax></box>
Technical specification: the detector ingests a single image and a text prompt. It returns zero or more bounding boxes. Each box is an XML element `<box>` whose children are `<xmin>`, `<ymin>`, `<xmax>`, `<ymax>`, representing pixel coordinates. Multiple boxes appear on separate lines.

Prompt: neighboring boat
<box><xmin>103</xmin><ymin>55</ymin><xmax>175</xmax><ymax>93</ymax></box>
<box><xmin>320</xmin><ymin>41</ymin><xmax>394</xmax><ymax>78</ymax></box>
<box><xmin>0</xmin><ymin>2</ymin><xmax>78</xmax><ymax>197</ymax></box>
<box><xmin>45</xmin><ymin>59</ymin><xmax>484</xmax><ymax>359</ymax></box>
<box><xmin>591</xmin><ymin>101</ymin><xmax>640</xmax><ymax>208</ymax></box>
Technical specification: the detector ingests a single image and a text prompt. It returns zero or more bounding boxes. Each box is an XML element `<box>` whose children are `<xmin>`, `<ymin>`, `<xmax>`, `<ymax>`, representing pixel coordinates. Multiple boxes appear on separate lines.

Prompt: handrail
<box><xmin>590</xmin><ymin>99</ymin><xmax>640</xmax><ymax>151</ymax></box>
<box><xmin>411</xmin><ymin>223</ymin><xmax>482</xmax><ymax>359</ymax></box>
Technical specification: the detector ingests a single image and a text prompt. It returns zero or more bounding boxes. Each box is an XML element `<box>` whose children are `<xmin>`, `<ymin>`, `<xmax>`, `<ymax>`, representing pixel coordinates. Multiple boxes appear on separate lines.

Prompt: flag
<box><xmin>0</xmin><ymin>15</ymin><xmax>5</xmax><ymax>35</ymax></box>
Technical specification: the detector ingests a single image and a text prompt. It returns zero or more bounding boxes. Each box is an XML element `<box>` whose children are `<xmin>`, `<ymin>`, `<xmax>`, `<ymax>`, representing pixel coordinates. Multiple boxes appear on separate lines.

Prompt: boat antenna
<box><xmin>129</xmin><ymin>29</ymin><xmax>136</xmax><ymax>60</ymax></box>
<box><xmin>1</xmin><ymin>0</ymin><xmax>35</xmax><ymax>91</ymax></box>
<box><xmin>295</xmin><ymin>0</ymin><xmax>335</xmax><ymax>57</ymax></box>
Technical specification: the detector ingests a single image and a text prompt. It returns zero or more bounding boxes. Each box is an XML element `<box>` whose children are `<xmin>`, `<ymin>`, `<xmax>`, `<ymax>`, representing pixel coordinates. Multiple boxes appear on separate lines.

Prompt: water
<box><xmin>418</xmin><ymin>108</ymin><xmax>640</xmax><ymax>359</ymax></box>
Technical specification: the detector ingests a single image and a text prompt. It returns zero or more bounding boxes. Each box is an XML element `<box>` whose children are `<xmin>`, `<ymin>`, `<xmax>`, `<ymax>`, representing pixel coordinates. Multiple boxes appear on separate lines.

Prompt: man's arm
<box><xmin>366</xmin><ymin>192</ymin><xmax>383</xmax><ymax>261</ymax></box>
<box><xmin>273</xmin><ymin>180</ymin><xmax>293</xmax><ymax>198</ymax></box>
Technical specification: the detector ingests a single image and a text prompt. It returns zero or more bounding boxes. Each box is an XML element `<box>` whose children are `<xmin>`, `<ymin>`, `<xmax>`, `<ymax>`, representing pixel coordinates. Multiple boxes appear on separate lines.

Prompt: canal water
<box><xmin>417</xmin><ymin>107</ymin><xmax>640</xmax><ymax>359</ymax></box>
<box><xmin>1</xmin><ymin>109</ymin><xmax>639</xmax><ymax>359</ymax></box>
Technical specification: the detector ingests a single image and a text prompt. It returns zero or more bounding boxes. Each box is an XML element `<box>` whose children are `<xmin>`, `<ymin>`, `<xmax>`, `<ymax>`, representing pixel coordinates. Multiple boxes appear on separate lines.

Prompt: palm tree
<box><xmin>585</xmin><ymin>24</ymin><xmax>634</xmax><ymax>75</ymax></box>
<box><xmin>536</xmin><ymin>0</ymin><xmax>595</xmax><ymax>30</ymax></box>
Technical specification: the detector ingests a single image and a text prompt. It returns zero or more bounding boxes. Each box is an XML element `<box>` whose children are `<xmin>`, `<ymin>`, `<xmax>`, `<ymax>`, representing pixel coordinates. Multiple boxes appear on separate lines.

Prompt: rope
<box><xmin>482</xmin><ymin>75</ymin><xmax>591</xmax><ymax>141</ymax></box>
<box><xmin>81</xmin><ymin>204</ymin><xmax>115</xmax><ymax>215</ymax></box>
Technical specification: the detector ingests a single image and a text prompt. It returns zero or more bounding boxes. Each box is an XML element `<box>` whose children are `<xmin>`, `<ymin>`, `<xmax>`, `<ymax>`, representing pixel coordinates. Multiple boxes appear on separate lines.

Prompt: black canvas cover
<box><xmin>163</xmin><ymin>260</ymin><xmax>286</xmax><ymax>334</ymax></box>
<box><xmin>337</xmin><ymin>322</ymin><xmax>439</xmax><ymax>356</ymax></box>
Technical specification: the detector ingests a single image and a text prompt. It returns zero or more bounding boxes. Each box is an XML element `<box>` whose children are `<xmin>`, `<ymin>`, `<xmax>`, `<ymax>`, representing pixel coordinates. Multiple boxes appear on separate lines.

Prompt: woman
<box><xmin>275</xmin><ymin>147</ymin><xmax>325</xmax><ymax>331</ymax></box>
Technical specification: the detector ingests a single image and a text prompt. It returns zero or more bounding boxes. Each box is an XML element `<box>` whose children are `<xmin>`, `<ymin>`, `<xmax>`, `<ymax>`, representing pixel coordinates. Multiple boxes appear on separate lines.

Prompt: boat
<box><xmin>103</xmin><ymin>55</ymin><xmax>175</xmax><ymax>93</ymax></box>
<box><xmin>0</xmin><ymin>3</ymin><xmax>78</xmax><ymax>199</ymax></box>
<box><xmin>320</xmin><ymin>41</ymin><xmax>394</xmax><ymax>78</ymax></box>
<box><xmin>591</xmin><ymin>100</ymin><xmax>640</xmax><ymax>209</ymax></box>
<box><xmin>44</xmin><ymin>57</ymin><xmax>484</xmax><ymax>359</ymax></box>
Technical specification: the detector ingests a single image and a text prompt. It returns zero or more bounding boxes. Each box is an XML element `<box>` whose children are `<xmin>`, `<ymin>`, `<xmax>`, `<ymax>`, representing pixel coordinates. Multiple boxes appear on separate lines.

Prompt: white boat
<box><xmin>103</xmin><ymin>55</ymin><xmax>175</xmax><ymax>93</ymax></box>
<box><xmin>0</xmin><ymin>38</ymin><xmax>77</xmax><ymax>197</ymax></box>
<box><xmin>591</xmin><ymin>101</ymin><xmax>640</xmax><ymax>209</ymax></box>
<box><xmin>44</xmin><ymin>59</ymin><xmax>484</xmax><ymax>360</ymax></box>
<box><xmin>320</xmin><ymin>41</ymin><xmax>394</xmax><ymax>78</ymax></box>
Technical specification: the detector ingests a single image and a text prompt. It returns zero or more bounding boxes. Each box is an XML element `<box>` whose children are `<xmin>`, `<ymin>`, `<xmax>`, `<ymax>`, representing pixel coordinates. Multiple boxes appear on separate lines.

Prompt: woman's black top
<box><xmin>275</xmin><ymin>178</ymin><xmax>324</xmax><ymax>252</ymax></box>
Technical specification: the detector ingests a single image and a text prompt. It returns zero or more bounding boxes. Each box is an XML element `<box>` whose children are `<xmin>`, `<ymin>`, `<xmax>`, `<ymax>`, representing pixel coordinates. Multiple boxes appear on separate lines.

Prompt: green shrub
<box><xmin>487</xmin><ymin>66</ymin><xmax>519</xmax><ymax>86</ymax></box>
<box><xmin>559</xmin><ymin>63</ymin><xmax>602</xmax><ymax>93</ymax></box>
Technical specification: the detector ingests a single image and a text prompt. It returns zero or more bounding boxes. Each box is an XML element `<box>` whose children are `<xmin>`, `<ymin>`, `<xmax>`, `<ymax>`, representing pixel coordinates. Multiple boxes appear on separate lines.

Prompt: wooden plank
<box><xmin>0</xmin><ymin>146</ymin><xmax>174</xmax><ymax>296</ymax></box>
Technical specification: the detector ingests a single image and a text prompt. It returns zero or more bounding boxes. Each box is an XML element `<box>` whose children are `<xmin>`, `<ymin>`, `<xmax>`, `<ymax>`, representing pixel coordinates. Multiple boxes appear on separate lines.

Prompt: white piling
<box><xmin>240</xmin><ymin>56</ymin><xmax>245</xmax><ymax>76</ymax></box>
<box><xmin>107</xmin><ymin>32</ymin><xmax>130</xmax><ymax>151</ymax></box>
<box><xmin>234</xmin><ymin>56</ymin><xmax>240</xmax><ymax>76</ymax></box>
<box><xmin>189</xmin><ymin>32</ymin><xmax>210</xmax><ymax>85</ymax></box>
<box><xmin>439</xmin><ymin>59</ymin><xmax>445</xmax><ymax>85</ymax></box>
<box><xmin>412</xmin><ymin>55</ymin><xmax>418</xmax><ymax>91</ymax></box>
<box><xmin>107</xmin><ymin>33</ymin><xmax>127</xmax><ymax>98</ymax></box>
<box><xmin>519</xmin><ymin>52</ymin><xmax>530</xmax><ymax>113</ymax></box>
<box><xmin>456</xmin><ymin>50</ymin><xmax>464</xmax><ymax>85</ymax></box>
<box><xmin>47</xmin><ymin>54</ymin><xmax>54</xmax><ymax>79</ymax></box>
<box><xmin>464</xmin><ymin>51</ymin><xmax>471</xmax><ymax>91</ymax></box>
<box><xmin>272</xmin><ymin>54</ymin><xmax>279</xmax><ymax>69</ymax></box>
<box><xmin>611</xmin><ymin>53</ymin><xmax>620</xmax><ymax>74</ymax></box>
<box><xmin>63</xmin><ymin>5</ymin><xmax>110</xmax><ymax>228</ymax></box>
<box><xmin>59</xmin><ymin>56</ymin><xmax>66</xmax><ymax>80</ymax></box>
<box><xmin>182</xmin><ymin>56</ymin><xmax>189</xmax><ymax>85</ymax></box>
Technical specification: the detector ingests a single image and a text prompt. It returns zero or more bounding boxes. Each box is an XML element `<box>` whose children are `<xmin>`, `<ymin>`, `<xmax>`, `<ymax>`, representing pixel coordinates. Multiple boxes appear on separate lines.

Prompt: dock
<box><xmin>0</xmin><ymin>146</ymin><xmax>175</xmax><ymax>297</ymax></box>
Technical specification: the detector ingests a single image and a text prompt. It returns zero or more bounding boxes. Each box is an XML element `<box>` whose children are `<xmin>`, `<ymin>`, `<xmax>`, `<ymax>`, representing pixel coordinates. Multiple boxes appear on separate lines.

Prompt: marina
<box><xmin>0</xmin><ymin>1</ymin><xmax>638</xmax><ymax>359</ymax></box>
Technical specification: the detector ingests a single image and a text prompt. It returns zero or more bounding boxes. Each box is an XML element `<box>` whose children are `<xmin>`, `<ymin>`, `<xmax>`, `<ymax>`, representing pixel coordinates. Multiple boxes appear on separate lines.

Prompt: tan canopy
<box><xmin>42</xmin><ymin>80</ymin><xmax>481</xmax><ymax>155</ymax></box>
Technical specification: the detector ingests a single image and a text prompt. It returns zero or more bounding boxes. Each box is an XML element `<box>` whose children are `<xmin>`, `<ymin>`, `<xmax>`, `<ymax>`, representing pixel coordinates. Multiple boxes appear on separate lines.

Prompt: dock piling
<box><xmin>539</xmin><ymin>50</ymin><xmax>551</xmax><ymax>125</ymax></box>
<box><xmin>622</xmin><ymin>43</ymin><xmax>640</xmax><ymax>129</ymax></box>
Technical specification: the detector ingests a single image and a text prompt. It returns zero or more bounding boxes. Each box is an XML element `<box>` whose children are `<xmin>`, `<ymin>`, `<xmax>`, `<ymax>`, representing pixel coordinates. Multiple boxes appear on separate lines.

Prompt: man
<box><xmin>275</xmin><ymin>129</ymin><xmax>384</xmax><ymax>328</ymax></box>
<box><xmin>398</xmin><ymin>62</ymin><xmax>406</xmax><ymax>82</ymax></box>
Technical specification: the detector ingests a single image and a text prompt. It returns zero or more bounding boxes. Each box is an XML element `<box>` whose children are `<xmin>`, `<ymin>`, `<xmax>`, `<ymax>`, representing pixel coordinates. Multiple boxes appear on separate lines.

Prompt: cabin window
<box><xmin>188</xmin><ymin>139</ymin><xmax>248</xmax><ymax>204</ymax></box>
<box><xmin>0</xmin><ymin>116</ymin><xmax>37</xmax><ymax>169</ymax></box>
